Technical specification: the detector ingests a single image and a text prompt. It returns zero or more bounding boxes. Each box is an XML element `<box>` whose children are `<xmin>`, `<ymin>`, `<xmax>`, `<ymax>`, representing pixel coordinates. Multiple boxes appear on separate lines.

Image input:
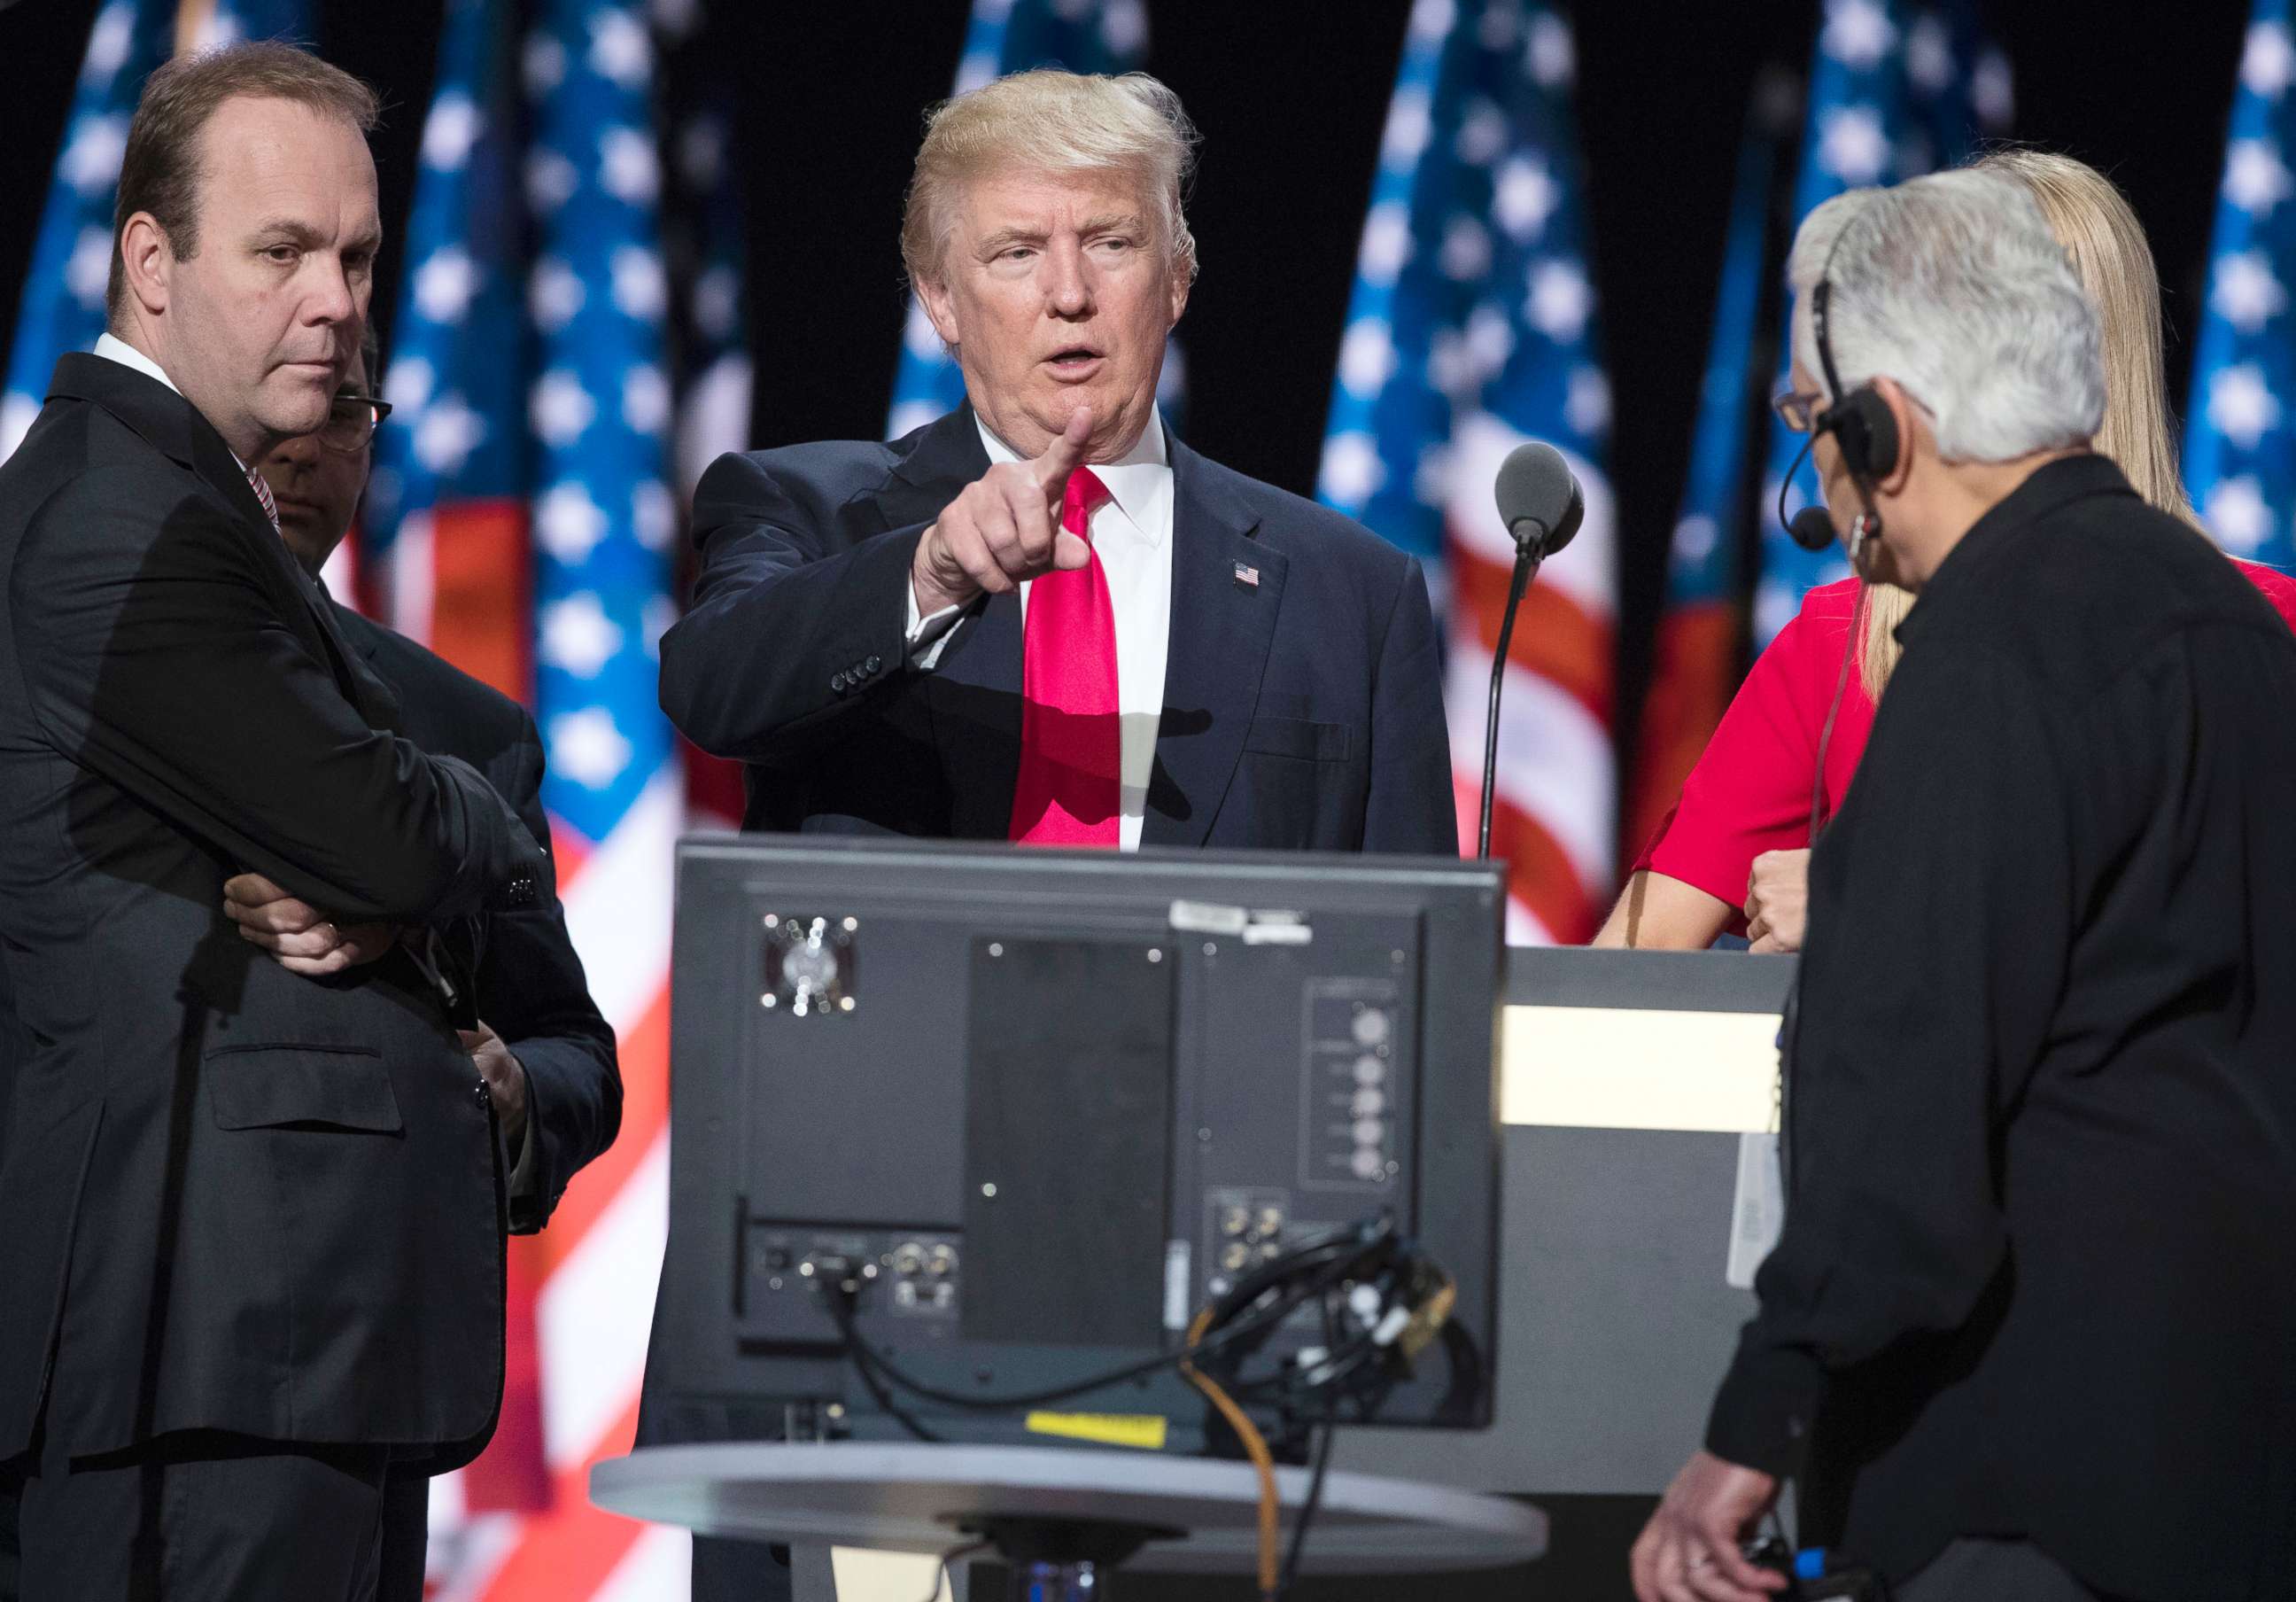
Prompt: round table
<box><xmin>592</xmin><ymin>1441</ymin><xmax>1546</xmax><ymax>1594</ymax></box>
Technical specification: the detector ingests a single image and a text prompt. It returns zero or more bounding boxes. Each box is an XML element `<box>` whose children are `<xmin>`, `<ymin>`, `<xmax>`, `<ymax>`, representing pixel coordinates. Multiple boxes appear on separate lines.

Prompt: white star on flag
<box><xmin>954</xmin><ymin>49</ymin><xmax>998</xmax><ymax>97</ymax></box>
<box><xmin>2204</xmin><ymin>477</ymin><xmax>2275</xmax><ymax>555</ymax></box>
<box><xmin>2244</xmin><ymin>20</ymin><xmax>2295</xmax><ymax>99</ymax></box>
<box><xmin>540</xmin><ymin>591</ymin><xmax>624</xmax><ymax>677</ymax></box>
<box><xmin>412</xmin><ymin>394</ymin><xmax>486</xmax><ymax>475</ymax></box>
<box><xmin>422</xmin><ymin>92</ymin><xmax>483</xmax><ymax>171</ymax></box>
<box><xmin>1755</xmin><ymin>578</ymin><xmax>1801</xmax><ymax>645</ymax></box>
<box><xmin>60</xmin><ymin>116</ymin><xmax>128</xmax><ymax>195</ymax></box>
<box><xmin>1464</xmin><ymin>300</ymin><xmax>1516</xmax><ymax>377</ymax></box>
<box><xmin>1338</xmin><ymin>318</ymin><xmax>1398</xmax><ymax>400</ymax></box>
<box><xmin>1527</xmin><ymin>259</ymin><xmax>1594</xmax><ymax>342</ymax></box>
<box><xmin>1477</xmin><ymin>3</ymin><xmax>1519</xmax><ymax>51</ymax></box>
<box><xmin>1818</xmin><ymin>105</ymin><xmax>1891</xmax><ymax>184</ymax></box>
<box><xmin>1566</xmin><ymin>364</ymin><xmax>1611</xmax><ymax>436</ymax></box>
<box><xmin>599</xmin><ymin>127</ymin><xmax>660</xmax><ymax>205</ymax></box>
<box><xmin>1454</xmin><ymin>99</ymin><xmax>1508</xmax><ymax>166</ymax></box>
<box><xmin>1</xmin><ymin>393</ymin><xmax>37</xmax><ymax>462</ymax></box>
<box><xmin>524</xmin><ymin>33</ymin><xmax>568</xmax><ymax>94</ymax></box>
<box><xmin>1412</xmin><ymin>441</ymin><xmax>1451</xmax><ymax>509</ymax></box>
<box><xmin>587</xmin><ymin>8</ymin><xmax>652</xmax><ymax>87</ymax></box>
<box><xmin>2207</xmin><ymin>363</ymin><xmax>2282</xmax><ymax>449</ymax></box>
<box><xmin>1318</xmin><ymin>432</ymin><xmax>1386</xmax><ymax>509</ymax></box>
<box><xmin>1441</xmin><ymin>215</ymin><xmax>1493</xmax><ymax>282</ymax></box>
<box><xmin>1526</xmin><ymin>12</ymin><xmax>1575</xmax><ymax>87</ymax></box>
<box><xmin>1408</xmin><ymin>0</ymin><xmax>1455</xmax><ymax>44</ymax></box>
<box><xmin>413</xmin><ymin>246</ymin><xmax>480</xmax><ymax>324</ymax></box>
<box><xmin>623</xmin><ymin>365</ymin><xmax>671</xmax><ymax>434</ymax></box>
<box><xmin>1356</xmin><ymin>200</ymin><xmax>1413</xmax><ymax>285</ymax></box>
<box><xmin>1427</xmin><ymin>329</ymin><xmax>1478</xmax><ymax>399</ymax></box>
<box><xmin>384</xmin><ymin>355</ymin><xmax>435</xmax><ymax>414</ymax></box>
<box><xmin>1493</xmin><ymin>155</ymin><xmax>1559</xmax><ymax>242</ymax></box>
<box><xmin>547</xmin><ymin>705</ymin><xmax>633</xmax><ymax>789</ymax></box>
<box><xmin>633</xmin><ymin>480</ymin><xmax>677</xmax><ymax>549</ymax></box>
<box><xmin>610</xmin><ymin>246</ymin><xmax>667</xmax><ymax>322</ymax></box>
<box><xmin>83</xmin><ymin>4</ymin><xmax>134</xmax><ymax>81</ymax></box>
<box><xmin>531</xmin><ymin>370</ymin><xmax>597</xmax><ymax>447</ymax></box>
<box><xmin>903</xmin><ymin>297</ymin><xmax>942</xmax><ymax>360</ymax></box>
<box><xmin>1102</xmin><ymin>0</ymin><xmax>1147</xmax><ymax>54</ymax></box>
<box><xmin>1382</xmin><ymin>88</ymin><xmax>1433</xmax><ymax>167</ymax></box>
<box><xmin>888</xmin><ymin>400</ymin><xmax>940</xmax><ymax>440</ymax></box>
<box><xmin>536</xmin><ymin>480</ymin><xmax>609</xmax><ymax>563</ymax></box>
<box><xmin>1821</xmin><ymin>0</ymin><xmax>1896</xmax><ymax>68</ymax></box>
<box><xmin>530</xmin><ymin>256</ymin><xmax>586</xmax><ymax>331</ymax></box>
<box><xmin>527</xmin><ymin>149</ymin><xmax>579</xmax><ymax>213</ymax></box>
<box><xmin>2212</xmin><ymin>250</ymin><xmax>2287</xmax><ymax>332</ymax></box>
<box><xmin>1672</xmin><ymin>514</ymin><xmax>1719</xmax><ymax>567</ymax></box>
<box><xmin>2224</xmin><ymin>139</ymin><xmax>2293</xmax><ymax>215</ymax></box>
<box><xmin>66</xmin><ymin>227</ymin><xmax>111</xmax><ymax>309</ymax></box>
<box><xmin>1904</xmin><ymin>14</ymin><xmax>1951</xmax><ymax>90</ymax></box>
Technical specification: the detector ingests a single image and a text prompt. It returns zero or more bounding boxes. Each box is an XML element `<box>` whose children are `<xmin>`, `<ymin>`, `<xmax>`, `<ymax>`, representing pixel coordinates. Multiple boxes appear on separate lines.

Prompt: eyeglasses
<box><xmin>1770</xmin><ymin>387</ymin><xmax>1826</xmax><ymax>433</ymax></box>
<box><xmin>316</xmin><ymin>391</ymin><xmax>392</xmax><ymax>455</ymax></box>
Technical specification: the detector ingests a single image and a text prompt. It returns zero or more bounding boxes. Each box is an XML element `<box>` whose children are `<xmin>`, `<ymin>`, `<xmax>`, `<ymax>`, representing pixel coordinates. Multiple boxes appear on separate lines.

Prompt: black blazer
<box><xmin>659</xmin><ymin>406</ymin><xmax>1456</xmax><ymax>854</ymax></box>
<box><xmin>333</xmin><ymin>604</ymin><xmax>621</xmax><ymax>1235</ymax></box>
<box><xmin>0</xmin><ymin>354</ymin><xmax>547</xmax><ymax>1468</ymax></box>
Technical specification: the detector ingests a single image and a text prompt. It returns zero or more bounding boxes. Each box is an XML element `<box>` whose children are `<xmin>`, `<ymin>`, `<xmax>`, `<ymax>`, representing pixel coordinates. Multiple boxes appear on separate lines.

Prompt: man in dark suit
<box><xmin>0</xmin><ymin>46</ymin><xmax>549</xmax><ymax>1599</ymax></box>
<box><xmin>658</xmin><ymin>69</ymin><xmax>1455</xmax><ymax>858</ymax></box>
<box><xmin>649</xmin><ymin>67</ymin><xmax>1455</xmax><ymax>1600</ymax></box>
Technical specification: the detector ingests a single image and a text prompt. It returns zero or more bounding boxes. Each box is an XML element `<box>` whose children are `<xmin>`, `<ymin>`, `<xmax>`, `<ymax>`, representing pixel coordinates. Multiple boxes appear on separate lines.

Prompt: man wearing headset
<box><xmin>1632</xmin><ymin>170</ymin><xmax>2296</xmax><ymax>1602</ymax></box>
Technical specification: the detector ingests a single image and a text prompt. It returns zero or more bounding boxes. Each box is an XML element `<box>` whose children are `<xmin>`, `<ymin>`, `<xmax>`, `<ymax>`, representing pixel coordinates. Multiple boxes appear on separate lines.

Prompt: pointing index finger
<box><xmin>1030</xmin><ymin>407</ymin><xmax>1093</xmax><ymax>502</ymax></box>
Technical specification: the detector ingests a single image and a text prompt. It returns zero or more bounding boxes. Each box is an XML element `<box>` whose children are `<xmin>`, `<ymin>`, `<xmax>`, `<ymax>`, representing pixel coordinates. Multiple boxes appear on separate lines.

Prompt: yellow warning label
<box><xmin>1022</xmin><ymin>1411</ymin><xmax>1169</xmax><ymax>1450</ymax></box>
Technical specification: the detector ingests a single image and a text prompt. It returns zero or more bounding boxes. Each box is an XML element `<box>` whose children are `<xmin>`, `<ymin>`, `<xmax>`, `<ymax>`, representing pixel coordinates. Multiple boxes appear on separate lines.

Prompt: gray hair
<box><xmin>1788</xmin><ymin>168</ymin><xmax>2104</xmax><ymax>463</ymax></box>
<box><xmin>900</xmin><ymin>68</ymin><xmax>1199</xmax><ymax>293</ymax></box>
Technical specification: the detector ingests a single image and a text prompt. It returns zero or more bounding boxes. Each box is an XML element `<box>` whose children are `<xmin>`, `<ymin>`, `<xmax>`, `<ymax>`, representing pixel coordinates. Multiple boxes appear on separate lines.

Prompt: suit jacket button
<box><xmin>864</xmin><ymin>655</ymin><xmax>881</xmax><ymax>674</ymax></box>
<box><xmin>831</xmin><ymin>673</ymin><xmax>849</xmax><ymax>694</ymax></box>
<box><xmin>475</xmin><ymin>1080</ymin><xmax>492</xmax><ymax>1109</ymax></box>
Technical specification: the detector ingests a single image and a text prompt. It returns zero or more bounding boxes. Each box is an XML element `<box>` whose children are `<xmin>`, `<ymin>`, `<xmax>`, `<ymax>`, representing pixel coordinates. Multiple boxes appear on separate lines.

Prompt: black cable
<box><xmin>917</xmin><ymin>1538</ymin><xmax>989</xmax><ymax>1602</ymax></box>
<box><xmin>1276</xmin><ymin>1409</ymin><xmax>1337</xmax><ymax>1598</ymax></box>
<box><xmin>1478</xmin><ymin>549</ymin><xmax>1538</xmax><ymax>859</ymax></box>
<box><xmin>839</xmin><ymin>1318</ymin><xmax>944</xmax><ymax>1443</ymax></box>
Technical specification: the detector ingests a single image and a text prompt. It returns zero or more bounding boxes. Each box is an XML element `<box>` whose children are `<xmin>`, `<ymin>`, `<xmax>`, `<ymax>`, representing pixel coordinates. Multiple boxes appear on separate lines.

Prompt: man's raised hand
<box><xmin>911</xmin><ymin>408</ymin><xmax>1094</xmax><ymax>616</ymax></box>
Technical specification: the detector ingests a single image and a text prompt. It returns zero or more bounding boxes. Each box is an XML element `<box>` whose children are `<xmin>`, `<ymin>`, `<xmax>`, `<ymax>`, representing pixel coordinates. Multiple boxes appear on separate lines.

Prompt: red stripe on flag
<box><xmin>463</xmin><ymin>1240</ymin><xmax>552</xmax><ymax>1512</ymax></box>
<box><xmin>1456</xmin><ymin>771</ymin><xmax>1600</xmax><ymax>943</ymax></box>
<box><xmin>430</xmin><ymin>499</ymin><xmax>532</xmax><ymax>706</ymax></box>
<box><xmin>1625</xmin><ymin>602</ymin><xmax>1740</xmax><ymax>866</ymax></box>
<box><xmin>1448</xmin><ymin>541</ymin><xmax>1615</xmax><ymax>723</ymax></box>
<box><xmin>547</xmin><ymin>813</ymin><xmax>594</xmax><ymax>886</ymax></box>
<box><xmin>475</xmin><ymin>1393</ymin><xmax>649</xmax><ymax>1602</ymax></box>
<box><xmin>531</xmin><ymin>985</ymin><xmax>669</xmax><ymax>1277</ymax></box>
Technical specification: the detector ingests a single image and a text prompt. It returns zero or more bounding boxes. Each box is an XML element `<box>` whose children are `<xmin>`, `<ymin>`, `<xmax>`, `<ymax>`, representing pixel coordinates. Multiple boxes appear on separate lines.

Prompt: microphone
<box><xmin>1788</xmin><ymin>506</ymin><xmax>1836</xmax><ymax>552</ymax></box>
<box><xmin>1479</xmin><ymin>442</ymin><xmax>1585</xmax><ymax>859</ymax></box>
<box><xmin>1493</xmin><ymin>441</ymin><xmax>1585</xmax><ymax>559</ymax></box>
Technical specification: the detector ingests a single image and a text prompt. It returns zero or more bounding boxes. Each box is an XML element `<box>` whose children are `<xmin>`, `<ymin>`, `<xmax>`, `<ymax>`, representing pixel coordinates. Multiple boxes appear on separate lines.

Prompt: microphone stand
<box><xmin>1478</xmin><ymin>535</ymin><xmax>1542</xmax><ymax>860</ymax></box>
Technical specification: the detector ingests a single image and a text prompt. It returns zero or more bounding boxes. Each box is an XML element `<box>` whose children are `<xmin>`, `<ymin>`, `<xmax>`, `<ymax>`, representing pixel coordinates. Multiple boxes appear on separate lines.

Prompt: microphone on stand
<box><xmin>1479</xmin><ymin>442</ymin><xmax>1585</xmax><ymax>859</ymax></box>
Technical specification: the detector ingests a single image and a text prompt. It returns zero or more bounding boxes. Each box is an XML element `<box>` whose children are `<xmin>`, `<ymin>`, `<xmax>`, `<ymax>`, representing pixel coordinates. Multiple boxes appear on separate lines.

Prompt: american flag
<box><xmin>1625</xmin><ymin>74</ymin><xmax>1793</xmax><ymax>864</ymax></box>
<box><xmin>0</xmin><ymin>0</ymin><xmax>174</xmax><ymax>463</ymax></box>
<box><xmin>175</xmin><ymin>0</ymin><xmax>308</xmax><ymax>51</ymax></box>
<box><xmin>2184</xmin><ymin>2</ymin><xmax>2296</xmax><ymax>567</ymax></box>
<box><xmin>354</xmin><ymin>1</ymin><xmax>684</xmax><ymax>1595</ymax></box>
<box><xmin>883</xmin><ymin>0</ymin><xmax>1160</xmax><ymax>442</ymax></box>
<box><xmin>1756</xmin><ymin>0</ymin><xmax>2010</xmax><ymax>642</ymax></box>
<box><xmin>1318</xmin><ymin>0</ymin><xmax>1615</xmax><ymax>945</ymax></box>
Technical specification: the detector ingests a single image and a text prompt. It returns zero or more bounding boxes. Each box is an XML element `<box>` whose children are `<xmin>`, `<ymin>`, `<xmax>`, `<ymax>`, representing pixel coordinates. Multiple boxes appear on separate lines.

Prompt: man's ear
<box><xmin>1872</xmin><ymin>376</ymin><xmax>1920</xmax><ymax>495</ymax></box>
<box><xmin>118</xmin><ymin>214</ymin><xmax>173</xmax><ymax>318</ymax></box>
<box><xmin>915</xmin><ymin>271</ymin><xmax>961</xmax><ymax>353</ymax></box>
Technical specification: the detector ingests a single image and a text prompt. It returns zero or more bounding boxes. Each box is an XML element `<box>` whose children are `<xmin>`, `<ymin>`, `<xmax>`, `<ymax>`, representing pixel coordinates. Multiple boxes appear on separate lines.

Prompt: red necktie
<box><xmin>1008</xmin><ymin>467</ymin><xmax>1121</xmax><ymax>846</ymax></box>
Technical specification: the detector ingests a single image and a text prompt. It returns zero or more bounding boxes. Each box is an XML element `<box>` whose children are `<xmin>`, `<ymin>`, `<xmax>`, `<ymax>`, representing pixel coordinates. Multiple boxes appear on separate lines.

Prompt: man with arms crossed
<box><xmin>1633</xmin><ymin>171</ymin><xmax>2296</xmax><ymax>1602</ymax></box>
<box><xmin>0</xmin><ymin>45</ymin><xmax>548</xmax><ymax>1598</ymax></box>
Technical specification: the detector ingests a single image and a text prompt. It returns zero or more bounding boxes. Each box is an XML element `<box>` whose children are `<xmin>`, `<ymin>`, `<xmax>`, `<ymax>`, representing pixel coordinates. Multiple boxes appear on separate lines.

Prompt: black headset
<box><xmin>1780</xmin><ymin>217</ymin><xmax>1902</xmax><ymax>557</ymax></box>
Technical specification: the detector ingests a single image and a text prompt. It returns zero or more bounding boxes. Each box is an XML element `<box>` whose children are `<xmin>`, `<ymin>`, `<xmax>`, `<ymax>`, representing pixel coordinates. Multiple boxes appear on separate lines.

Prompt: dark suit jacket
<box><xmin>333</xmin><ymin>604</ymin><xmax>621</xmax><ymax>1234</ymax></box>
<box><xmin>0</xmin><ymin>354</ymin><xmax>548</xmax><ymax>1469</ymax></box>
<box><xmin>658</xmin><ymin>406</ymin><xmax>1456</xmax><ymax>854</ymax></box>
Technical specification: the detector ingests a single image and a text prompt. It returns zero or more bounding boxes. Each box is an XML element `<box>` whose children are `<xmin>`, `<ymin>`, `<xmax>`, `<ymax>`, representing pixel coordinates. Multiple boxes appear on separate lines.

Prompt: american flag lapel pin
<box><xmin>1232</xmin><ymin>561</ymin><xmax>1260</xmax><ymax>590</ymax></box>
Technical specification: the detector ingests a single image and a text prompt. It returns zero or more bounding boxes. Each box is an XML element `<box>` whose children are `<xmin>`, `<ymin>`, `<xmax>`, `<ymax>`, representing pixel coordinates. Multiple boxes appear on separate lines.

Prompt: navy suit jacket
<box><xmin>659</xmin><ymin>406</ymin><xmax>1456</xmax><ymax>854</ymax></box>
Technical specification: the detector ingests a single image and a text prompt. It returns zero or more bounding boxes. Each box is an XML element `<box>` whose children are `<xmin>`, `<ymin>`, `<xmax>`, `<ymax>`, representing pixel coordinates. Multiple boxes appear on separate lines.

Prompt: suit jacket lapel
<box><xmin>864</xmin><ymin>407</ymin><xmax>1024</xmax><ymax>837</ymax></box>
<box><xmin>1143</xmin><ymin>438</ymin><xmax>1282</xmax><ymax>848</ymax></box>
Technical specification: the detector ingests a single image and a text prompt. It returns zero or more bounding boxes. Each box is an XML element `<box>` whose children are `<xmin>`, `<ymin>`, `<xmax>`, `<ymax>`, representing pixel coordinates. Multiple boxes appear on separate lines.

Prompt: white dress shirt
<box><xmin>905</xmin><ymin>408</ymin><xmax>1175</xmax><ymax>852</ymax></box>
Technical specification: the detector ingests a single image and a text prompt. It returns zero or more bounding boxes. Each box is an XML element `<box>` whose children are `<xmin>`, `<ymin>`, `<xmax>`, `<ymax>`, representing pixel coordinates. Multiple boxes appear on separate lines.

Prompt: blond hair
<box><xmin>899</xmin><ymin>69</ymin><xmax>1199</xmax><ymax>294</ymax></box>
<box><xmin>1855</xmin><ymin>149</ymin><xmax>2198</xmax><ymax>700</ymax></box>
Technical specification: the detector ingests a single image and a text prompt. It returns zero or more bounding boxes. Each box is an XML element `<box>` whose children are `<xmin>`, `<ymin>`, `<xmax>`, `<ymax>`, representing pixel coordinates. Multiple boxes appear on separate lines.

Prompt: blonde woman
<box><xmin>1597</xmin><ymin>149</ymin><xmax>2296</xmax><ymax>952</ymax></box>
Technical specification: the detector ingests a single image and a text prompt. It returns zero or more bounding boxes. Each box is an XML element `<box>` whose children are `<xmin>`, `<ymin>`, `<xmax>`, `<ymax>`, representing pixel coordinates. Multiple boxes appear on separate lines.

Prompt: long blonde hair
<box><xmin>1855</xmin><ymin>149</ymin><xmax>2196</xmax><ymax>699</ymax></box>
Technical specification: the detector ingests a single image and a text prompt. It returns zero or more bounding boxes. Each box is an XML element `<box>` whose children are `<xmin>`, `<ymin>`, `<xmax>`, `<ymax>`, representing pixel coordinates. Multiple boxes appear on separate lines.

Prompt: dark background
<box><xmin>0</xmin><ymin>0</ymin><xmax>2252</xmax><ymax>789</ymax></box>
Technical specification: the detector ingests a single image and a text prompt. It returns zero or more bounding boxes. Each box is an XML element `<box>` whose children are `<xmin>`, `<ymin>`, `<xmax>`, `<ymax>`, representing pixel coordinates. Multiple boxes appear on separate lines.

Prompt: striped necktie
<box><xmin>243</xmin><ymin>461</ymin><xmax>281</xmax><ymax>535</ymax></box>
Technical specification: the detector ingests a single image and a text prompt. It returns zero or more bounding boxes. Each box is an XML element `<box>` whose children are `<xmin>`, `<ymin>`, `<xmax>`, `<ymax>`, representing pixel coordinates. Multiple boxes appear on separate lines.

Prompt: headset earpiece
<box><xmin>1819</xmin><ymin>387</ymin><xmax>1899</xmax><ymax>483</ymax></box>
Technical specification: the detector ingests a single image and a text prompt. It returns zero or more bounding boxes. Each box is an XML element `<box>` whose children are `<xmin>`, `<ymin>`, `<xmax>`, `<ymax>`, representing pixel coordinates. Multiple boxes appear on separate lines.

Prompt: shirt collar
<box><xmin>973</xmin><ymin>406</ymin><xmax>1172</xmax><ymax>543</ymax></box>
<box><xmin>1895</xmin><ymin>453</ymin><xmax>2135</xmax><ymax>647</ymax></box>
<box><xmin>92</xmin><ymin>331</ymin><xmax>262</xmax><ymax>478</ymax></box>
<box><xmin>94</xmin><ymin>331</ymin><xmax>179</xmax><ymax>397</ymax></box>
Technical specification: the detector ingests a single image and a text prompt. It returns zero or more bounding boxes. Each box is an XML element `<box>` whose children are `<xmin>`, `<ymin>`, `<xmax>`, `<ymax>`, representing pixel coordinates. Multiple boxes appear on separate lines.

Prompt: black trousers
<box><xmin>3</xmin><ymin>1432</ymin><xmax>429</xmax><ymax>1602</ymax></box>
<box><xmin>1897</xmin><ymin>1538</ymin><xmax>2111</xmax><ymax>1602</ymax></box>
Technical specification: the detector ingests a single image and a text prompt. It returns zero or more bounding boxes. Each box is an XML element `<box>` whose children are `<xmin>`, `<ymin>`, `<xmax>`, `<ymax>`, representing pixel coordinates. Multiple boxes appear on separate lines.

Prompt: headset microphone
<box><xmin>1788</xmin><ymin>507</ymin><xmax>1837</xmax><ymax>553</ymax></box>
